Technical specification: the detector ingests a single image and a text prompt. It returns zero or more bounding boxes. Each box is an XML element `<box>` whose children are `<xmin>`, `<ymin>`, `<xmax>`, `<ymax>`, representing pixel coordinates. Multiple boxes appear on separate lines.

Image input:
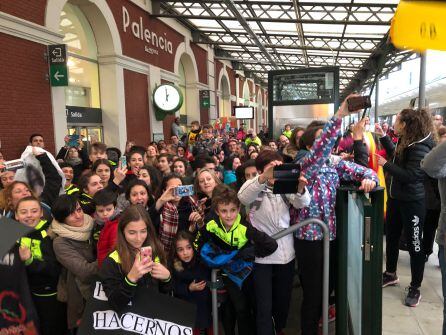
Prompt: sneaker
<box><xmin>405</xmin><ymin>286</ymin><xmax>421</xmax><ymax>307</ymax></box>
<box><xmin>382</xmin><ymin>271</ymin><xmax>399</xmax><ymax>287</ymax></box>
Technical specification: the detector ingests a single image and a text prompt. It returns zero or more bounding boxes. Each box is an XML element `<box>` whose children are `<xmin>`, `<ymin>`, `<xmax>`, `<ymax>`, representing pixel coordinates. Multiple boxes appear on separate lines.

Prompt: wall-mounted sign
<box><xmin>66</xmin><ymin>106</ymin><xmax>102</xmax><ymax>124</ymax></box>
<box><xmin>200</xmin><ymin>90</ymin><xmax>210</xmax><ymax>109</ymax></box>
<box><xmin>48</xmin><ymin>44</ymin><xmax>68</xmax><ymax>86</ymax></box>
<box><xmin>122</xmin><ymin>6</ymin><xmax>173</xmax><ymax>55</ymax></box>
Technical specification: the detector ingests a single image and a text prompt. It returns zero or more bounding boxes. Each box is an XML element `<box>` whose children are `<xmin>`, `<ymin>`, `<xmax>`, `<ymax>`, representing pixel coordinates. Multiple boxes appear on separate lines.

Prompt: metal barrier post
<box><xmin>209</xmin><ymin>218</ymin><xmax>329</xmax><ymax>335</ymax></box>
<box><xmin>211</xmin><ymin>269</ymin><xmax>219</xmax><ymax>335</ymax></box>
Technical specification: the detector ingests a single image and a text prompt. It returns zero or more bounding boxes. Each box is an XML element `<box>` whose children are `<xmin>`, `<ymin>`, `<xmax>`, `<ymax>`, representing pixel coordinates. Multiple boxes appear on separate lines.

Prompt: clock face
<box><xmin>153</xmin><ymin>84</ymin><xmax>183</xmax><ymax>112</ymax></box>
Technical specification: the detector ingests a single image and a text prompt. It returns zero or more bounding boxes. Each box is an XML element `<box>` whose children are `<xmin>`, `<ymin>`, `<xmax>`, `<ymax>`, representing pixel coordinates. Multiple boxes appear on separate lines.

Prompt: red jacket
<box><xmin>97</xmin><ymin>217</ymin><xmax>119</xmax><ymax>268</ymax></box>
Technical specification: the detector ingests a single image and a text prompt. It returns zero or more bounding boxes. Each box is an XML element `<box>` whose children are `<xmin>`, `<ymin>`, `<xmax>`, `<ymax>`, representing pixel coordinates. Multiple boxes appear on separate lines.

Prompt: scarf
<box><xmin>65</xmin><ymin>157</ymin><xmax>82</xmax><ymax>166</ymax></box>
<box><xmin>50</xmin><ymin>214</ymin><xmax>94</xmax><ymax>241</ymax></box>
<box><xmin>160</xmin><ymin>201</ymin><xmax>179</xmax><ymax>253</ymax></box>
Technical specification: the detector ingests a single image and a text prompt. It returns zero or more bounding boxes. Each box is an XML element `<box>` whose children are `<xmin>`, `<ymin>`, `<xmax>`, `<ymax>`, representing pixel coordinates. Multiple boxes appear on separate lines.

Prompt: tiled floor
<box><xmin>284</xmin><ymin>242</ymin><xmax>444</xmax><ymax>335</ymax></box>
<box><xmin>382</xmin><ymin>244</ymin><xmax>443</xmax><ymax>335</ymax></box>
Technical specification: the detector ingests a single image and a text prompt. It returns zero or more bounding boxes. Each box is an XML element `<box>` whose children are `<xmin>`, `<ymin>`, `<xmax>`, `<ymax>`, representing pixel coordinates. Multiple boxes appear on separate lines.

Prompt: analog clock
<box><xmin>153</xmin><ymin>84</ymin><xmax>183</xmax><ymax>113</ymax></box>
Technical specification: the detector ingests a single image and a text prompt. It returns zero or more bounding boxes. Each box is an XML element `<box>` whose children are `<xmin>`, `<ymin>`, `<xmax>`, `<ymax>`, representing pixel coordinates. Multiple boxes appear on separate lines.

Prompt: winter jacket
<box><xmin>380</xmin><ymin>133</ymin><xmax>434</xmax><ymax>201</ymax></box>
<box><xmin>99</xmin><ymin>250</ymin><xmax>172</xmax><ymax>311</ymax></box>
<box><xmin>52</xmin><ymin>219</ymin><xmax>98</xmax><ymax>329</ymax></box>
<box><xmin>96</xmin><ymin>214</ymin><xmax>120</xmax><ymax>268</ymax></box>
<box><xmin>20</xmin><ymin>219</ymin><xmax>61</xmax><ymax>296</ymax></box>
<box><xmin>238</xmin><ymin>176</ymin><xmax>310</xmax><ymax>264</ymax></box>
<box><xmin>194</xmin><ymin>213</ymin><xmax>278</xmax><ymax>260</ymax></box>
<box><xmin>172</xmin><ymin>257</ymin><xmax>211</xmax><ymax>329</ymax></box>
<box><xmin>421</xmin><ymin>140</ymin><xmax>446</xmax><ymax>246</ymax></box>
<box><xmin>296</xmin><ymin>115</ymin><xmax>379</xmax><ymax>241</ymax></box>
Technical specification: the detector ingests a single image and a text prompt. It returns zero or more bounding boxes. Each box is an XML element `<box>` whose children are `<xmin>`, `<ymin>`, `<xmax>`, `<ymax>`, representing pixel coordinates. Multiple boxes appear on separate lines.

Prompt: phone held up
<box><xmin>119</xmin><ymin>155</ymin><xmax>127</xmax><ymax>168</ymax></box>
<box><xmin>272</xmin><ymin>163</ymin><xmax>301</xmax><ymax>194</ymax></box>
<box><xmin>140</xmin><ymin>246</ymin><xmax>152</xmax><ymax>262</ymax></box>
<box><xmin>174</xmin><ymin>185</ymin><xmax>194</xmax><ymax>197</ymax></box>
<box><xmin>347</xmin><ymin>96</ymin><xmax>372</xmax><ymax>113</ymax></box>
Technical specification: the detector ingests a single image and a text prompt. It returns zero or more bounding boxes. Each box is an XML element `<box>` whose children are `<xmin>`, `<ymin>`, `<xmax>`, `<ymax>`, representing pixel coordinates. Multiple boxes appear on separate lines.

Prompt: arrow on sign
<box><xmin>52</xmin><ymin>48</ymin><xmax>62</xmax><ymax>57</ymax></box>
<box><xmin>54</xmin><ymin>71</ymin><xmax>65</xmax><ymax>81</ymax></box>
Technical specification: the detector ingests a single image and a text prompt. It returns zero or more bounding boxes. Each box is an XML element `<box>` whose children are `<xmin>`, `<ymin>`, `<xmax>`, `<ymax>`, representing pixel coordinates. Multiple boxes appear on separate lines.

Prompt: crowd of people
<box><xmin>1</xmin><ymin>95</ymin><xmax>446</xmax><ymax>335</ymax></box>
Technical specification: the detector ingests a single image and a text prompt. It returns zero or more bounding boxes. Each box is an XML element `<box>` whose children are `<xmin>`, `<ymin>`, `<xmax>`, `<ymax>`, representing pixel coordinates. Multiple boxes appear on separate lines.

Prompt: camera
<box><xmin>174</xmin><ymin>185</ymin><xmax>194</xmax><ymax>197</ymax></box>
<box><xmin>0</xmin><ymin>159</ymin><xmax>26</xmax><ymax>173</ymax></box>
<box><xmin>347</xmin><ymin>96</ymin><xmax>372</xmax><ymax>113</ymax></box>
<box><xmin>272</xmin><ymin>164</ymin><xmax>301</xmax><ymax>194</ymax></box>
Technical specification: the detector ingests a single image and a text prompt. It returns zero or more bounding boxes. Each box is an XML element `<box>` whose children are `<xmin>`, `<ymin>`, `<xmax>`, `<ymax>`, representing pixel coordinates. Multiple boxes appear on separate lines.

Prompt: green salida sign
<box><xmin>48</xmin><ymin>44</ymin><xmax>68</xmax><ymax>87</ymax></box>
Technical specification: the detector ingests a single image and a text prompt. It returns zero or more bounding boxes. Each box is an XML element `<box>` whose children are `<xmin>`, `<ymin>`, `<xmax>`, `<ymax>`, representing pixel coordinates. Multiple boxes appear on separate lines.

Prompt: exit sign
<box><xmin>48</xmin><ymin>44</ymin><xmax>69</xmax><ymax>86</ymax></box>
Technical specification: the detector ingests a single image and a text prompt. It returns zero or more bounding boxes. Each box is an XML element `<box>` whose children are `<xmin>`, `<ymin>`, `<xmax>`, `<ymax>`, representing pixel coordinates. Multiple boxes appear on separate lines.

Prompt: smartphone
<box><xmin>273</xmin><ymin>164</ymin><xmax>301</xmax><ymax>194</ymax></box>
<box><xmin>174</xmin><ymin>185</ymin><xmax>194</xmax><ymax>197</ymax></box>
<box><xmin>119</xmin><ymin>155</ymin><xmax>127</xmax><ymax>168</ymax></box>
<box><xmin>347</xmin><ymin>96</ymin><xmax>371</xmax><ymax>113</ymax></box>
<box><xmin>140</xmin><ymin>246</ymin><xmax>152</xmax><ymax>261</ymax></box>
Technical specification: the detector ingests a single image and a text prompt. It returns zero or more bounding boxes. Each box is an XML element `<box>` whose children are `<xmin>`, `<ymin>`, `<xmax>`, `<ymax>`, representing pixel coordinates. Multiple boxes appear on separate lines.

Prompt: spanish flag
<box><xmin>364</xmin><ymin>131</ymin><xmax>387</xmax><ymax>216</ymax></box>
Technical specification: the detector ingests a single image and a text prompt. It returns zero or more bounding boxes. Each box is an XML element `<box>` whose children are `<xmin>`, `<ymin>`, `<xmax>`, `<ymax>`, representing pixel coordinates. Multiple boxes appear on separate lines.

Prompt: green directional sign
<box><xmin>48</xmin><ymin>44</ymin><xmax>69</xmax><ymax>87</ymax></box>
<box><xmin>50</xmin><ymin>65</ymin><xmax>68</xmax><ymax>86</ymax></box>
<box><xmin>200</xmin><ymin>90</ymin><xmax>210</xmax><ymax>109</ymax></box>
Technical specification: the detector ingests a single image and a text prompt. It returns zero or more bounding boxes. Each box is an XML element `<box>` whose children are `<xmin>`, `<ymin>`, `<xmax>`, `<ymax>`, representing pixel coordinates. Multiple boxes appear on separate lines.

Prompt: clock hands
<box><xmin>165</xmin><ymin>87</ymin><xmax>169</xmax><ymax>102</ymax></box>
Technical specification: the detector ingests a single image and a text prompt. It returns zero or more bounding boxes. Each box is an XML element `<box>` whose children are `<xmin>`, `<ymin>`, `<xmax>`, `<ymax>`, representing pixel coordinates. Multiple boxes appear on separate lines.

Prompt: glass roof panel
<box><xmin>345</xmin><ymin>25</ymin><xmax>389</xmax><ymax>35</ymax></box>
<box><xmin>159</xmin><ymin>0</ymin><xmax>407</xmax><ymax>94</ymax></box>
<box><xmin>302</xmin><ymin>24</ymin><xmax>345</xmax><ymax>34</ymax></box>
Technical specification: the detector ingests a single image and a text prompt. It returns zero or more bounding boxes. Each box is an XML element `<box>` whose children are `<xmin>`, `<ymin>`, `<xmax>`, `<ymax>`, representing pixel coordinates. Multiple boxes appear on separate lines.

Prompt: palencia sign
<box><xmin>122</xmin><ymin>6</ymin><xmax>174</xmax><ymax>55</ymax></box>
<box><xmin>78</xmin><ymin>282</ymin><xmax>196</xmax><ymax>335</ymax></box>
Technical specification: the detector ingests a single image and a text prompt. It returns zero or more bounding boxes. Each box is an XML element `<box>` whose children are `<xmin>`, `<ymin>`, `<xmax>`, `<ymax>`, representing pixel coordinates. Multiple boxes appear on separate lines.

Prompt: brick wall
<box><xmin>190</xmin><ymin>43</ymin><xmax>208</xmax><ymax>85</ymax></box>
<box><xmin>123</xmin><ymin>69</ymin><xmax>151</xmax><ymax>146</ymax></box>
<box><xmin>0</xmin><ymin>1</ymin><xmax>46</xmax><ymax>25</ymax></box>
<box><xmin>0</xmin><ymin>33</ymin><xmax>54</xmax><ymax>159</ymax></box>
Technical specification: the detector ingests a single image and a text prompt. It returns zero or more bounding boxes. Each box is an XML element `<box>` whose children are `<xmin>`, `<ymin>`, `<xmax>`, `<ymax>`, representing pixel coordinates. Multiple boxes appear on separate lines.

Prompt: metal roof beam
<box><xmin>220</xmin><ymin>0</ymin><xmax>279</xmax><ymax>68</ymax></box>
<box><xmin>198</xmin><ymin>31</ymin><xmax>384</xmax><ymax>41</ymax></box>
<box><xmin>163</xmin><ymin>0</ymin><xmax>397</xmax><ymax>8</ymax></box>
<box><xmin>197</xmin><ymin>40</ymin><xmax>373</xmax><ymax>54</ymax></box>
<box><xmin>151</xmin><ymin>14</ymin><xmax>392</xmax><ymax>25</ymax></box>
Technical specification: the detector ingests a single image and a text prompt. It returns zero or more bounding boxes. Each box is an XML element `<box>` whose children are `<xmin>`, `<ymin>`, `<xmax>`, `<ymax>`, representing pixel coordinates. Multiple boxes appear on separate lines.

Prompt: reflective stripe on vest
<box><xmin>206</xmin><ymin>214</ymin><xmax>248</xmax><ymax>249</ymax></box>
<box><xmin>66</xmin><ymin>184</ymin><xmax>79</xmax><ymax>195</ymax></box>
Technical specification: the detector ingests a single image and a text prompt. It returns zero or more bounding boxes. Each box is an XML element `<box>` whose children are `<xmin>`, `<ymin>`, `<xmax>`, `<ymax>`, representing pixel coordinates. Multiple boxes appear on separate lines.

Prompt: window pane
<box><xmin>65</xmin><ymin>57</ymin><xmax>100</xmax><ymax>108</ymax></box>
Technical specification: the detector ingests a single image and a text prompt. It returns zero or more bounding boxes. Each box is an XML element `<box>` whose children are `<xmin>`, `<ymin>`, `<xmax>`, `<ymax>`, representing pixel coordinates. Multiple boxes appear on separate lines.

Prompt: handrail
<box><xmin>210</xmin><ymin>217</ymin><xmax>330</xmax><ymax>335</ymax></box>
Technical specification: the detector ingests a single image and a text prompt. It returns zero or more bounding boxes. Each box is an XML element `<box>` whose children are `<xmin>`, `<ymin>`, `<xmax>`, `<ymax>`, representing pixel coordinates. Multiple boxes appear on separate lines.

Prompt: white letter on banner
<box><xmin>93</xmin><ymin>282</ymin><xmax>108</xmax><ymax>301</ymax></box>
<box><xmin>93</xmin><ymin>311</ymin><xmax>121</xmax><ymax>330</ymax></box>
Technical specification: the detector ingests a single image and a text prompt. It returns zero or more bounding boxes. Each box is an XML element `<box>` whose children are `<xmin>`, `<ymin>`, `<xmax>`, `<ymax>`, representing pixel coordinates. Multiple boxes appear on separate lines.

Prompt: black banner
<box><xmin>78</xmin><ymin>282</ymin><xmax>196</xmax><ymax>335</ymax></box>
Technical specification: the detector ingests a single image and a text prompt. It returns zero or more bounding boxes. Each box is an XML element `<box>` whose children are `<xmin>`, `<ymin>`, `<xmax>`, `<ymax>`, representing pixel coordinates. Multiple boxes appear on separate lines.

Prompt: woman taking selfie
<box><xmin>99</xmin><ymin>205</ymin><xmax>171</xmax><ymax>311</ymax></box>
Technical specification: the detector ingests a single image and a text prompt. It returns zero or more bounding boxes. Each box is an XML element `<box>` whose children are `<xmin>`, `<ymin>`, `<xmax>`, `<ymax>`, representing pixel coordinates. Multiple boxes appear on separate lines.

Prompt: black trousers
<box><xmin>32</xmin><ymin>294</ymin><xmax>68</xmax><ymax>335</ymax></box>
<box><xmin>422</xmin><ymin>209</ymin><xmax>441</xmax><ymax>257</ymax></box>
<box><xmin>222</xmin><ymin>276</ymin><xmax>255</xmax><ymax>335</ymax></box>
<box><xmin>386</xmin><ymin>198</ymin><xmax>426</xmax><ymax>288</ymax></box>
<box><xmin>253</xmin><ymin>260</ymin><xmax>295</xmax><ymax>335</ymax></box>
<box><xmin>295</xmin><ymin>240</ymin><xmax>336</xmax><ymax>335</ymax></box>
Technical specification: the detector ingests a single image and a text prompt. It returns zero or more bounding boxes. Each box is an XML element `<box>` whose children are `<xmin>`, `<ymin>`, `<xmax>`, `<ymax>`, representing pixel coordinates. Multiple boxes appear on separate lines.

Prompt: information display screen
<box><xmin>234</xmin><ymin>106</ymin><xmax>254</xmax><ymax>119</ymax></box>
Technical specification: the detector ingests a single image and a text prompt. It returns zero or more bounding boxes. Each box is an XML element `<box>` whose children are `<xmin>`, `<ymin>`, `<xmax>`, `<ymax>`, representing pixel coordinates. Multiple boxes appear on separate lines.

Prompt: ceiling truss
<box><xmin>152</xmin><ymin>0</ymin><xmax>411</xmax><ymax>95</ymax></box>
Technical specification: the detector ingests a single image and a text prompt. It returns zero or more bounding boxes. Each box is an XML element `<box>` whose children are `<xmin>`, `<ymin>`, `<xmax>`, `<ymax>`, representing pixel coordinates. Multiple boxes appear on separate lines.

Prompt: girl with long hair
<box><xmin>376</xmin><ymin>108</ymin><xmax>435</xmax><ymax>307</ymax></box>
<box><xmin>99</xmin><ymin>205</ymin><xmax>171</xmax><ymax>311</ymax></box>
<box><xmin>171</xmin><ymin>231</ymin><xmax>212</xmax><ymax>334</ymax></box>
